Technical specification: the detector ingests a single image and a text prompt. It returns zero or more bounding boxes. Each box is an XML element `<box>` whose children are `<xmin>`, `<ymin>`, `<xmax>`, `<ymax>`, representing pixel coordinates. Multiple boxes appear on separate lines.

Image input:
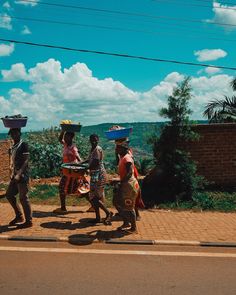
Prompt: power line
<box><xmin>0</xmin><ymin>37</ymin><xmax>236</xmax><ymax>71</ymax></box>
<box><xmin>15</xmin><ymin>0</ymin><xmax>236</xmax><ymax>28</ymax></box>
<box><xmin>3</xmin><ymin>15</ymin><xmax>236</xmax><ymax>44</ymax></box>
<box><xmin>153</xmin><ymin>0</ymin><xmax>236</xmax><ymax>11</ymax></box>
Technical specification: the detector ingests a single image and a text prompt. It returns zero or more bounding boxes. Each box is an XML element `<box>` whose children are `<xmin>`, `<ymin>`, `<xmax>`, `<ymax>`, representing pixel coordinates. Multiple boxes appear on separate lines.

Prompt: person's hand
<box><xmin>14</xmin><ymin>174</ymin><xmax>21</xmax><ymax>181</ymax></box>
<box><xmin>14</xmin><ymin>170</ymin><xmax>22</xmax><ymax>181</ymax></box>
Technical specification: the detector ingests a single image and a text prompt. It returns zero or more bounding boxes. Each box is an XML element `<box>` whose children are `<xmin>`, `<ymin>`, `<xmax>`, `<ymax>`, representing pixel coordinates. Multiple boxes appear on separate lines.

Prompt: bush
<box><xmin>27</xmin><ymin>127</ymin><xmax>90</xmax><ymax>178</ymax></box>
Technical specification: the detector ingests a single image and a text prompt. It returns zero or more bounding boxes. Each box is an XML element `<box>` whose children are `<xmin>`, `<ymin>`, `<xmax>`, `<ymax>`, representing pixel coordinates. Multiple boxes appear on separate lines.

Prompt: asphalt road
<box><xmin>0</xmin><ymin>241</ymin><xmax>236</xmax><ymax>295</ymax></box>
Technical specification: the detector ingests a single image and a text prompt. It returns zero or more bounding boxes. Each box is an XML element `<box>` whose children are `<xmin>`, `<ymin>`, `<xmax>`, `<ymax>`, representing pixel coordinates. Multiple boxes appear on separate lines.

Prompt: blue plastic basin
<box><xmin>105</xmin><ymin>127</ymin><xmax>133</xmax><ymax>140</ymax></box>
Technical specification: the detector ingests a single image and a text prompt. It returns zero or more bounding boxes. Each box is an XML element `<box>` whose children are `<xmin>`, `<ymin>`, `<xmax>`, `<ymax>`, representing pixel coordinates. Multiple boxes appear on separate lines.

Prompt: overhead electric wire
<box><xmin>3</xmin><ymin>15</ymin><xmax>236</xmax><ymax>44</ymax></box>
<box><xmin>15</xmin><ymin>0</ymin><xmax>236</xmax><ymax>28</ymax></box>
<box><xmin>0</xmin><ymin>37</ymin><xmax>236</xmax><ymax>71</ymax></box>
<box><xmin>153</xmin><ymin>0</ymin><xmax>236</xmax><ymax>11</ymax></box>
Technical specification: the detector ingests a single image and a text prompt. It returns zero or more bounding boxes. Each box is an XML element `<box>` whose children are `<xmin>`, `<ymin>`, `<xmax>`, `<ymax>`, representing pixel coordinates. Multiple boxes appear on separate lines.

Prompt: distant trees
<box><xmin>203</xmin><ymin>77</ymin><xmax>236</xmax><ymax>123</ymax></box>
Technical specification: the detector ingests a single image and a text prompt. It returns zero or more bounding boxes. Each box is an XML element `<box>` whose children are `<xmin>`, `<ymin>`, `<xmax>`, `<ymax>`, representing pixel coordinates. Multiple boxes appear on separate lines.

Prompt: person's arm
<box><xmin>121</xmin><ymin>162</ymin><xmax>133</xmax><ymax>183</ymax></box>
<box><xmin>58</xmin><ymin>131</ymin><xmax>65</xmax><ymax>144</ymax></box>
<box><xmin>14</xmin><ymin>154</ymin><xmax>29</xmax><ymax>181</ymax></box>
<box><xmin>115</xmin><ymin>151</ymin><xmax>120</xmax><ymax>165</ymax></box>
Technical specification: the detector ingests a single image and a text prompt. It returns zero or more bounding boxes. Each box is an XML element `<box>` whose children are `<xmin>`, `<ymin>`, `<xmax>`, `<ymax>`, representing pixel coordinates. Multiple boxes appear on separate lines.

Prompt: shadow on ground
<box><xmin>0</xmin><ymin>224</ymin><xmax>23</xmax><ymax>233</ymax></box>
<box><xmin>68</xmin><ymin>229</ymin><xmax>132</xmax><ymax>246</ymax></box>
<box><xmin>33</xmin><ymin>210</ymin><xmax>85</xmax><ymax>219</ymax></box>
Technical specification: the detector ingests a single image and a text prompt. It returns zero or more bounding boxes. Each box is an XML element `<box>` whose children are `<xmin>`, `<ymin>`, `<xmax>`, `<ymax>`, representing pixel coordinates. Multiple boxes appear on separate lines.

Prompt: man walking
<box><xmin>6</xmin><ymin>128</ymin><xmax>32</xmax><ymax>228</ymax></box>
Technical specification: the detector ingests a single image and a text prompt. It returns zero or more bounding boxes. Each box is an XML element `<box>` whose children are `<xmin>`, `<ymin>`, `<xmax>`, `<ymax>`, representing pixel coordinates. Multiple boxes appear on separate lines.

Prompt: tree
<box><xmin>142</xmin><ymin>77</ymin><xmax>204</xmax><ymax>207</ymax></box>
<box><xmin>203</xmin><ymin>77</ymin><xmax>236</xmax><ymax>123</ymax></box>
<box><xmin>231</xmin><ymin>77</ymin><xmax>236</xmax><ymax>91</ymax></box>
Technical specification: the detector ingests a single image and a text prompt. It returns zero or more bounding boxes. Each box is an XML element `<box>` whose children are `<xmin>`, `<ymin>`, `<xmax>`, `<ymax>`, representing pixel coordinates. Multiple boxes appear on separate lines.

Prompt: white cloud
<box><xmin>3</xmin><ymin>2</ymin><xmax>11</xmax><ymax>10</ymax></box>
<box><xmin>204</xmin><ymin>67</ymin><xmax>221</xmax><ymax>75</ymax></box>
<box><xmin>0</xmin><ymin>13</ymin><xmax>12</xmax><ymax>30</ymax></box>
<box><xmin>0</xmin><ymin>43</ymin><xmax>14</xmax><ymax>57</ymax></box>
<box><xmin>207</xmin><ymin>1</ymin><xmax>236</xmax><ymax>30</ymax></box>
<box><xmin>15</xmin><ymin>0</ymin><xmax>39</xmax><ymax>6</ymax></box>
<box><xmin>0</xmin><ymin>59</ymin><xmax>234</xmax><ymax>131</ymax></box>
<box><xmin>194</xmin><ymin>49</ymin><xmax>227</xmax><ymax>61</ymax></box>
<box><xmin>21</xmin><ymin>25</ymin><xmax>31</xmax><ymax>35</ymax></box>
<box><xmin>1</xmin><ymin>63</ymin><xmax>28</xmax><ymax>81</ymax></box>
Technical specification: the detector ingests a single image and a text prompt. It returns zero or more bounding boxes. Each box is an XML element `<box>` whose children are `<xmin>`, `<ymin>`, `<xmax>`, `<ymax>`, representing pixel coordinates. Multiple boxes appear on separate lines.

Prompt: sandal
<box><xmin>117</xmin><ymin>223</ymin><xmax>130</xmax><ymax>231</ymax></box>
<box><xmin>125</xmin><ymin>227</ymin><xmax>138</xmax><ymax>234</ymax></box>
<box><xmin>103</xmin><ymin>212</ymin><xmax>113</xmax><ymax>225</ymax></box>
<box><xmin>53</xmin><ymin>208</ymin><xmax>68</xmax><ymax>215</ymax></box>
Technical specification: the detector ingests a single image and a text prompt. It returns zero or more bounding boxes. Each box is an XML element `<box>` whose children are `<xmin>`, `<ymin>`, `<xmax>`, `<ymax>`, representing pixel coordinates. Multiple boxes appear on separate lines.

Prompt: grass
<box><xmin>157</xmin><ymin>191</ymin><xmax>236</xmax><ymax>212</ymax></box>
<box><xmin>0</xmin><ymin>183</ymin><xmax>114</xmax><ymax>208</ymax></box>
<box><xmin>1</xmin><ymin>183</ymin><xmax>236</xmax><ymax>212</ymax></box>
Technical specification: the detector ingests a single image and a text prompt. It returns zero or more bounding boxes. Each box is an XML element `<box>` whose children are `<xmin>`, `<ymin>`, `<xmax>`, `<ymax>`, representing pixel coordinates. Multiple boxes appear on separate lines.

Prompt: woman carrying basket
<box><xmin>114</xmin><ymin>140</ymin><xmax>140</xmax><ymax>233</ymax></box>
<box><xmin>53</xmin><ymin>131</ymin><xmax>82</xmax><ymax>214</ymax></box>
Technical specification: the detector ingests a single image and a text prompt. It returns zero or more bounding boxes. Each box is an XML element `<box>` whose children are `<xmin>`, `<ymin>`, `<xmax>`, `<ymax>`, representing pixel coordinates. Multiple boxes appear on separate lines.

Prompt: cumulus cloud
<box><xmin>0</xmin><ymin>59</ymin><xmax>234</xmax><ymax>131</ymax></box>
<box><xmin>0</xmin><ymin>43</ymin><xmax>14</xmax><ymax>56</ymax></box>
<box><xmin>15</xmin><ymin>0</ymin><xmax>39</xmax><ymax>6</ymax></box>
<box><xmin>194</xmin><ymin>49</ymin><xmax>227</xmax><ymax>61</ymax></box>
<box><xmin>204</xmin><ymin>67</ymin><xmax>221</xmax><ymax>75</ymax></box>
<box><xmin>0</xmin><ymin>13</ymin><xmax>12</xmax><ymax>30</ymax></box>
<box><xmin>3</xmin><ymin>2</ymin><xmax>11</xmax><ymax>10</ymax></box>
<box><xmin>1</xmin><ymin>63</ymin><xmax>28</xmax><ymax>81</ymax></box>
<box><xmin>207</xmin><ymin>1</ymin><xmax>236</xmax><ymax>30</ymax></box>
<box><xmin>21</xmin><ymin>25</ymin><xmax>31</xmax><ymax>35</ymax></box>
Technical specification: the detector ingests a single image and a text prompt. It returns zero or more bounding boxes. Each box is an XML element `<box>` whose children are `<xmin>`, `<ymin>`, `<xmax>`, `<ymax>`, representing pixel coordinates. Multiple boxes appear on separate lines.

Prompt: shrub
<box><xmin>27</xmin><ymin>127</ymin><xmax>90</xmax><ymax>178</ymax></box>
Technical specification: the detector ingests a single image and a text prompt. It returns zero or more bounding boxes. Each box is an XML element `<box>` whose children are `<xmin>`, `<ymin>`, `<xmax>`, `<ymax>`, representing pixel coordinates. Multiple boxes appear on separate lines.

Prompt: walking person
<box><xmin>53</xmin><ymin>130</ymin><xmax>82</xmax><ymax>214</ymax></box>
<box><xmin>114</xmin><ymin>141</ymin><xmax>140</xmax><ymax>233</ymax></box>
<box><xmin>114</xmin><ymin>138</ymin><xmax>144</xmax><ymax>221</ymax></box>
<box><xmin>6</xmin><ymin>128</ymin><xmax>32</xmax><ymax>228</ymax></box>
<box><xmin>86</xmin><ymin>134</ymin><xmax>113</xmax><ymax>224</ymax></box>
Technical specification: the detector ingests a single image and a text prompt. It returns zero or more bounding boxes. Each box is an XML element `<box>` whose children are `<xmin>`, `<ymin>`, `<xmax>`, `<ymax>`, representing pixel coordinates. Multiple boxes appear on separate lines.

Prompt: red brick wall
<box><xmin>0</xmin><ymin>140</ymin><xmax>10</xmax><ymax>182</ymax></box>
<box><xmin>180</xmin><ymin>123</ymin><xmax>236</xmax><ymax>186</ymax></box>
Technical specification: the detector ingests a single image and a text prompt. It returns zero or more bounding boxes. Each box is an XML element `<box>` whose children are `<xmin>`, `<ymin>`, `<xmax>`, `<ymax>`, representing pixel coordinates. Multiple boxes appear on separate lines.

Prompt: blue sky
<box><xmin>0</xmin><ymin>0</ymin><xmax>236</xmax><ymax>131</ymax></box>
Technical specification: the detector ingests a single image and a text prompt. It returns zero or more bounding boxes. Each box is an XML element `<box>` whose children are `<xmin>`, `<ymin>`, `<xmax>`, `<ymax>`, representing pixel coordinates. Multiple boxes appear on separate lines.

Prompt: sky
<box><xmin>0</xmin><ymin>0</ymin><xmax>236</xmax><ymax>131</ymax></box>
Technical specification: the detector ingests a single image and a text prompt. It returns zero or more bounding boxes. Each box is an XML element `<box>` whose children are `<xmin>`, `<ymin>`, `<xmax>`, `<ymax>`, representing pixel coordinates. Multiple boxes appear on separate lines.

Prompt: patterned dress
<box><xmin>114</xmin><ymin>153</ymin><xmax>140</xmax><ymax>212</ymax></box>
<box><xmin>88</xmin><ymin>145</ymin><xmax>107</xmax><ymax>201</ymax></box>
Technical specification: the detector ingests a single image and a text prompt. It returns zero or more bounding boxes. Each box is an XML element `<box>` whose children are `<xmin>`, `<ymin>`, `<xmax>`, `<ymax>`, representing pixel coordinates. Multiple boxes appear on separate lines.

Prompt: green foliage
<box><xmin>203</xmin><ymin>77</ymin><xmax>236</xmax><ymax>123</ymax></box>
<box><xmin>30</xmin><ymin>184</ymin><xmax>58</xmax><ymax>200</ymax></box>
<box><xmin>143</xmin><ymin>77</ymin><xmax>205</xmax><ymax>205</ymax></box>
<box><xmin>157</xmin><ymin>191</ymin><xmax>236</xmax><ymax>212</ymax></box>
<box><xmin>27</xmin><ymin>127</ymin><xmax>90</xmax><ymax>178</ymax></box>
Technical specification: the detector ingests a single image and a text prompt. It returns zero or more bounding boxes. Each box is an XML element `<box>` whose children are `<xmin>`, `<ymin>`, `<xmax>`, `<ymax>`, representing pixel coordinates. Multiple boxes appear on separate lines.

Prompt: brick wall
<box><xmin>180</xmin><ymin>123</ymin><xmax>236</xmax><ymax>186</ymax></box>
<box><xmin>0</xmin><ymin>140</ymin><xmax>10</xmax><ymax>182</ymax></box>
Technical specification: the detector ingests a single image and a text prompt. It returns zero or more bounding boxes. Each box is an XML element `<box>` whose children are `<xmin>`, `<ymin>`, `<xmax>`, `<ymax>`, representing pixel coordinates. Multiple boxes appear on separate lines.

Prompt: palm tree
<box><xmin>203</xmin><ymin>96</ymin><xmax>236</xmax><ymax>123</ymax></box>
<box><xmin>203</xmin><ymin>78</ymin><xmax>236</xmax><ymax>123</ymax></box>
<box><xmin>230</xmin><ymin>77</ymin><xmax>236</xmax><ymax>91</ymax></box>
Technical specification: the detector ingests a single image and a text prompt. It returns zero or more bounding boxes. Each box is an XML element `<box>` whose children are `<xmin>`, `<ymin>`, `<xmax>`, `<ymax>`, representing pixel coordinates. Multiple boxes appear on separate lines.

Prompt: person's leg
<box><xmin>5</xmin><ymin>179</ymin><xmax>24</xmax><ymax>225</ymax></box>
<box><xmin>90</xmin><ymin>197</ymin><xmax>101</xmax><ymax>222</ymax></box>
<box><xmin>129</xmin><ymin>209</ymin><xmax>137</xmax><ymax>231</ymax></box>
<box><xmin>117</xmin><ymin>210</ymin><xmax>130</xmax><ymax>230</ymax></box>
<box><xmin>97</xmin><ymin>188</ymin><xmax>113</xmax><ymax>224</ymax></box>
<box><xmin>53</xmin><ymin>176</ymin><xmax>67</xmax><ymax>214</ymax></box>
<box><xmin>18</xmin><ymin>182</ymin><xmax>32</xmax><ymax>227</ymax></box>
<box><xmin>135</xmin><ymin>206</ymin><xmax>141</xmax><ymax>221</ymax></box>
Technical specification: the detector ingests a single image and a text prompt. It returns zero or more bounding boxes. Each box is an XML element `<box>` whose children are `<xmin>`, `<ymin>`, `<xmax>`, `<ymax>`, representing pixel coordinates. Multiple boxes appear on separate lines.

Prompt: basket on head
<box><xmin>60</xmin><ymin>124</ymin><xmax>82</xmax><ymax>133</ymax></box>
<box><xmin>1</xmin><ymin>116</ymin><xmax>28</xmax><ymax>128</ymax></box>
<box><xmin>105</xmin><ymin>127</ymin><xmax>132</xmax><ymax>140</ymax></box>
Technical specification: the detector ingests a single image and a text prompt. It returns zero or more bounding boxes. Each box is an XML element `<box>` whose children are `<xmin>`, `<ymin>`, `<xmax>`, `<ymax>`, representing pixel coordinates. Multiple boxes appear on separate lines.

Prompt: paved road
<box><xmin>0</xmin><ymin>241</ymin><xmax>236</xmax><ymax>295</ymax></box>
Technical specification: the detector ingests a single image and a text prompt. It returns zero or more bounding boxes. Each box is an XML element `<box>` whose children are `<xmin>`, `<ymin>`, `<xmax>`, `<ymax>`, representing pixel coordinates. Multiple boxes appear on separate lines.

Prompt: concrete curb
<box><xmin>1</xmin><ymin>234</ymin><xmax>236</xmax><ymax>247</ymax></box>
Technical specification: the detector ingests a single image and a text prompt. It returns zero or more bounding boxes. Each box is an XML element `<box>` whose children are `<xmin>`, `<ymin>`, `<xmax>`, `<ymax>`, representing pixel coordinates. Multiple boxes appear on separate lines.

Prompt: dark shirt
<box><xmin>10</xmin><ymin>141</ymin><xmax>30</xmax><ymax>180</ymax></box>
